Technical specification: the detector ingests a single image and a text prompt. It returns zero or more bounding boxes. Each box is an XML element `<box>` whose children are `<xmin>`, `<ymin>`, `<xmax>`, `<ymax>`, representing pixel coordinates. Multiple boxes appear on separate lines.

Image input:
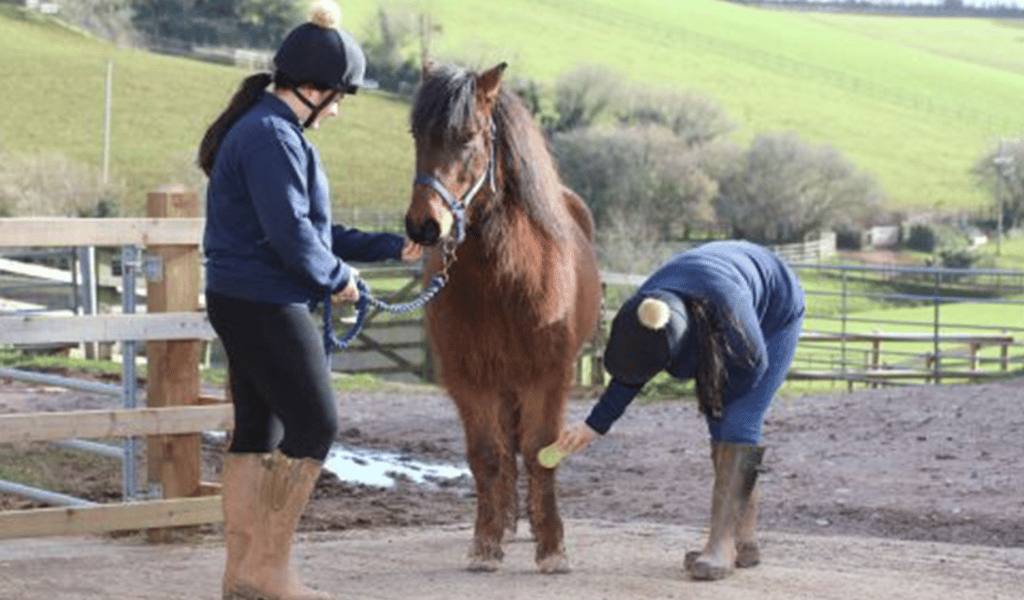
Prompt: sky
<box><xmin>797</xmin><ymin>0</ymin><xmax>1023</xmax><ymax>6</ymax></box>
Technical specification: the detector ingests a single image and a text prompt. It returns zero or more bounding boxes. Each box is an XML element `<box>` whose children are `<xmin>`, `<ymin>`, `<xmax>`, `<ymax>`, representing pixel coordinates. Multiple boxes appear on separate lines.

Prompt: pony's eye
<box><xmin>458</xmin><ymin>139</ymin><xmax>477</xmax><ymax>160</ymax></box>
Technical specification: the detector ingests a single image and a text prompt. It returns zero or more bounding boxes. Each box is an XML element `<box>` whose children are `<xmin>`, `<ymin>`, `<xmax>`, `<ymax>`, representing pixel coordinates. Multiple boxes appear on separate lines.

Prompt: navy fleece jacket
<box><xmin>585</xmin><ymin>240</ymin><xmax>805</xmax><ymax>434</ymax></box>
<box><xmin>204</xmin><ymin>92</ymin><xmax>402</xmax><ymax>304</ymax></box>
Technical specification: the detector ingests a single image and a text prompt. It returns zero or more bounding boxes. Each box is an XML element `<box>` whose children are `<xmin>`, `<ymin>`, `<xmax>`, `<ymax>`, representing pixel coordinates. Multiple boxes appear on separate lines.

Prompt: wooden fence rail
<box><xmin>0</xmin><ymin>405</ymin><xmax>231</xmax><ymax>445</ymax></box>
<box><xmin>794</xmin><ymin>331</ymin><xmax>1015</xmax><ymax>387</ymax></box>
<box><xmin>0</xmin><ymin>217</ymin><xmax>204</xmax><ymax>247</ymax></box>
<box><xmin>0</xmin><ymin>186</ymin><xmax>218</xmax><ymax>540</ymax></box>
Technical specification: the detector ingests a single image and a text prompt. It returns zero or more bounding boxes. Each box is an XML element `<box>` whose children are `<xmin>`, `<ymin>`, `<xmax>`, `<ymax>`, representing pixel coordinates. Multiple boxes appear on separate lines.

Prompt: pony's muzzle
<box><xmin>405</xmin><ymin>209</ymin><xmax>454</xmax><ymax>246</ymax></box>
<box><xmin>406</xmin><ymin>214</ymin><xmax>438</xmax><ymax>246</ymax></box>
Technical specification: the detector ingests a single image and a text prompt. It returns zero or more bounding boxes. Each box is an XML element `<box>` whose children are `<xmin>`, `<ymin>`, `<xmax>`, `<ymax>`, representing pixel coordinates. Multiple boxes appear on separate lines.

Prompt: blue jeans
<box><xmin>706</xmin><ymin>312</ymin><xmax>803</xmax><ymax>445</ymax></box>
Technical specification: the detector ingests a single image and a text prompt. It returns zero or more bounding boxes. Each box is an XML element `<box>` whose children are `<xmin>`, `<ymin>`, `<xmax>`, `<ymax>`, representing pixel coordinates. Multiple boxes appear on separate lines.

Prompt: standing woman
<box><xmin>555</xmin><ymin>240</ymin><xmax>804</xmax><ymax>581</ymax></box>
<box><xmin>198</xmin><ymin>2</ymin><xmax>421</xmax><ymax>599</ymax></box>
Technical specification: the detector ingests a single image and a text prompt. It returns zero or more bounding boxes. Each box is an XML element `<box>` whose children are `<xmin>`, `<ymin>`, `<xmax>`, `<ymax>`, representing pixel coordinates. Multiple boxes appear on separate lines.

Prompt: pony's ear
<box><xmin>421</xmin><ymin>59</ymin><xmax>436</xmax><ymax>82</ymax></box>
<box><xmin>476</xmin><ymin>62</ymin><xmax>508</xmax><ymax>107</ymax></box>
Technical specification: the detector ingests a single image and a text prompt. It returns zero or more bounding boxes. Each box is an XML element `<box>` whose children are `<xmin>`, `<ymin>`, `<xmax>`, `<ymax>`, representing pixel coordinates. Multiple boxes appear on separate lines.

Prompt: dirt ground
<box><xmin>306</xmin><ymin>379</ymin><xmax>1024</xmax><ymax>548</ymax></box>
<box><xmin>1</xmin><ymin>374</ymin><xmax>1023</xmax><ymax>599</ymax></box>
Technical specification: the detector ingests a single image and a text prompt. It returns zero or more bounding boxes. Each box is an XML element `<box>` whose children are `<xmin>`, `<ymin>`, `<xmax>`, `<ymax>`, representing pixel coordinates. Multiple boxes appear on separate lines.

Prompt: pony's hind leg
<box><xmin>455</xmin><ymin>389</ymin><xmax>518</xmax><ymax>572</ymax></box>
<box><xmin>520</xmin><ymin>384</ymin><xmax>571</xmax><ymax>574</ymax></box>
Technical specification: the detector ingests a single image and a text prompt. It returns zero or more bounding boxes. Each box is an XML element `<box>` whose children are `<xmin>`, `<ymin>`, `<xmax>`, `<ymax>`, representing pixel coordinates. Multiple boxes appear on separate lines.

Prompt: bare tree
<box><xmin>546</xmin><ymin>64</ymin><xmax>619</xmax><ymax>134</ymax></box>
<box><xmin>360</xmin><ymin>4</ymin><xmax>423</xmax><ymax>93</ymax></box>
<box><xmin>972</xmin><ymin>140</ymin><xmax>1024</xmax><ymax>231</ymax></box>
<box><xmin>596</xmin><ymin>209</ymin><xmax>676</xmax><ymax>305</ymax></box>
<box><xmin>56</xmin><ymin>0</ymin><xmax>139</xmax><ymax>46</ymax></box>
<box><xmin>0</xmin><ymin>151</ymin><xmax>124</xmax><ymax>217</ymax></box>
<box><xmin>714</xmin><ymin>132</ymin><xmax>882</xmax><ymax>244</ymax></box>
<box><xmin>616</xmin><ymin>89</ymin><xmax>735</xmax><ymax>149</ymax></box>
<box><xmin>552</xmin><ymin>124</ymin><xmax>716</xmax><ymax>239</ymax></box>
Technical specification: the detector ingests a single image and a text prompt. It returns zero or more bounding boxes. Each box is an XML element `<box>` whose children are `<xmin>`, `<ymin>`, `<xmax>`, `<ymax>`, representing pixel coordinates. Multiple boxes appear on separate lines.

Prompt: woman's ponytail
<box><xmin>198</xmin><ymin>72</ymin><xmax>274</xmax><ymax>176</ymax></box>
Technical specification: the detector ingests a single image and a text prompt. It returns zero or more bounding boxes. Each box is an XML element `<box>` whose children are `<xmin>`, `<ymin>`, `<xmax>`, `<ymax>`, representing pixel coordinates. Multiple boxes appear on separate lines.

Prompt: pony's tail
<box><xmin>198</xmin><ymin>73</ymin><xmax>274</xmax><ymax>176</ymax></box>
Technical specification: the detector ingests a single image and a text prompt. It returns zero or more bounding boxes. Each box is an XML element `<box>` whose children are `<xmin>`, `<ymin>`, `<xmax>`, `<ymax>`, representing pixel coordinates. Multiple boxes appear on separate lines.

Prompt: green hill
<box><xmin>342</xmin><ymin>0</ymin><xmax>1024</xmax><ymax>213</ymax></box>
<box><xmin>3</xmin><ymin>1</ymin><xmax>1024</xmax><ymax>216</ymax></box>
<box><xmin>0</xmin><ymin>5</ymin><xmax>414</xmax><ymax>216</ymax></box>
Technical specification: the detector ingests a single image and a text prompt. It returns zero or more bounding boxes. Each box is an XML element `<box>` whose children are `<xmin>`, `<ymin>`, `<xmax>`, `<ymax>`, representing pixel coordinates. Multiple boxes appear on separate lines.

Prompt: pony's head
<box><xmin>405</xmin><ymin>62</ymin><xmax>507</xmax><ymax>246</ymax></box>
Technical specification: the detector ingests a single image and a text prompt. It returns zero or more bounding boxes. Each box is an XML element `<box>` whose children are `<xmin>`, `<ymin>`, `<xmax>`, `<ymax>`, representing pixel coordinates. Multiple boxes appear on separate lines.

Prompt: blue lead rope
<box><xmin>322</xmin><ymin>120</ymin><xmax>492</xmax><ymax>356</ymax></box>
<box><xmin>321</xmin><ymin>274</ymin><xmax>447</xmax><ymax>354</ymax></box>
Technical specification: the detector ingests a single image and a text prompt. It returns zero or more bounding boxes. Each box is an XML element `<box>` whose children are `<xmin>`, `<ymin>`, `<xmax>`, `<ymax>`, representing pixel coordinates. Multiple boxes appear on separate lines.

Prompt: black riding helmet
<box><xmin>273</xmin><ymin>1</ymin><xmax>378</xmax><ymax>127</ymax></box>
<box><xmin>603</xmin><ymin>291</ymin><xmax>689</xmax><ymax>386</ymax></box>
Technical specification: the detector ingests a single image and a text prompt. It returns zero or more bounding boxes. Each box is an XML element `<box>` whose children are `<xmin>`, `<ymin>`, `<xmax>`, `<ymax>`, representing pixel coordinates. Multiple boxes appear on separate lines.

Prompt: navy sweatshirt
<box><xmin>203</xmin><ymin>92</ymin><xmax>402</xmax><ymax>304</ymax></box>
<box><xmin>586</xmin><ymin>240</ymin><xmax>805</xmax><ymax>434</ymax></box>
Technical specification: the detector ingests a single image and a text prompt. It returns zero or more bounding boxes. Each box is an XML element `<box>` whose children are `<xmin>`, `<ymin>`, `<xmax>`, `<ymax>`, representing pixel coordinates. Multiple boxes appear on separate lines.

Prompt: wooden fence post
<box><xmin>870</xmin><ymin>333</ymin><xmax>881</xmax><ymax>389</ymax></box>
<box><xmin>1001</xmin><ymin>330</ymin><xmax>1010</xmax><ymax>371</ymax></box>
<box><xmin>144</xmin><ymin>185</ymin><xmax>206</xmax><ymax>541</ymax></box>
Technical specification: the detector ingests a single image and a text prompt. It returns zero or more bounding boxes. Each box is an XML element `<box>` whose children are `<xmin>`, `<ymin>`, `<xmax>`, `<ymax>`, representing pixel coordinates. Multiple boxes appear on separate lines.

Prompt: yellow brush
<box><xmin>537</xmin><ymin>443</ymin><xmax>569</xmax><ymax>468</ymax></box>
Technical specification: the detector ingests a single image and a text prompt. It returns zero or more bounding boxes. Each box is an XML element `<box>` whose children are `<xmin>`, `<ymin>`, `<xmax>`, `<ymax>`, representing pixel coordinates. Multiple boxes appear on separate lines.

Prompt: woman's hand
<box><xmin>400</xmin><ymin>239</ymin><xmax>424</xmax><ymax>263</ymax></box>
<box><xmin>557</xmin><ymin>422</ymin><xmax>599</xmax><ymax>454</ymax></box>
<box><xmin>331</xmin><ymin>269</ymin><xmax>360</xmax><ymax>304</ymax></box>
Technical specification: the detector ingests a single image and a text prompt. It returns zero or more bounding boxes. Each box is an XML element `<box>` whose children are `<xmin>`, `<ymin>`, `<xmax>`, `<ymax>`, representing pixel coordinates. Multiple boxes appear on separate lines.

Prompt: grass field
<box><xmin>339</xmin><ymin>0</ymin><xmax>1024</xmax><ymax>211</ymax></box>
<box><xmin>2</xmin><ymin>1</ymin><xmax>1024</xmax><ymax>216</ymax></box>
<box><xmin>0</xmin><ymin>5</ymin><xmax>414</xmax><ymax>215</ymax></box>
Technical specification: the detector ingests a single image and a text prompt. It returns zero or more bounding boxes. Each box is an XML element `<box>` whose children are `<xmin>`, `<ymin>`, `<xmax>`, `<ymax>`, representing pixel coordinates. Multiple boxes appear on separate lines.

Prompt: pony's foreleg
<box><xmin>456</xmin><ymin>390</ymin><xmax>518</xmax><ymax>572</ymax></box>
<box><xmin>520</xmin><ymin>384</ymin><xmax>570</xmax><ymax>574</ymax></box>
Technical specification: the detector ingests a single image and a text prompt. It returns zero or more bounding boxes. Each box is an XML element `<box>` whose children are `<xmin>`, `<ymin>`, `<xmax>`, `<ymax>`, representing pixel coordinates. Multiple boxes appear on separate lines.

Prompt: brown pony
<box><xmin>404</xmin><ymin>62</ymin><xmax>601</xmax><ymax>574</ymax></box>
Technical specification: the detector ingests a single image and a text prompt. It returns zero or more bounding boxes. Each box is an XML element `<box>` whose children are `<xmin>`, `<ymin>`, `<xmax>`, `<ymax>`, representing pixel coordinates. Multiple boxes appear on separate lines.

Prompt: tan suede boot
<box><xmin>685</xmin><ymin>443</ymin><xmax>765</xmax><ymax>581</ymax></box>
<box><xmin>228</xmin><ymin>451</ymin><xmax>330</xmax><ymax>600</ymax></box>
<box><xmin>221</xmin><ymin>453</ymin><xmax>264</xmax><ymax>600</ymax></box>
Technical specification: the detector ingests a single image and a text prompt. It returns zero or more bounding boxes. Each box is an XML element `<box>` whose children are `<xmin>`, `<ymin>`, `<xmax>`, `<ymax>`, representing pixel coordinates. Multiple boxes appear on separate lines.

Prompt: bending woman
<box><xmin>556</xmin><ymin>239</ymin><xmax>804</xmax><ymax>581</ymax></box>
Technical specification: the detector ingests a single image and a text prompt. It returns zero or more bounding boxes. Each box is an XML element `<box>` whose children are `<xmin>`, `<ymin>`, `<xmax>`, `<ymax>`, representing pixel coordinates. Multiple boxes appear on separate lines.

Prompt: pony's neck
<box><xmin>468</xmin><ymin>191</ymin><xmax>556</xmax><ymax>296</ymax></box>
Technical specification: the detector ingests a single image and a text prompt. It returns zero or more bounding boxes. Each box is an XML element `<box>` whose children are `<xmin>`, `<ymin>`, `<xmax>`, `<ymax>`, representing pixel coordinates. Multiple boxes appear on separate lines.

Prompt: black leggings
<box><xmin>206</xmin><ymin>292</ymin><xmax>338</xmax><ymax>460</ymax></box>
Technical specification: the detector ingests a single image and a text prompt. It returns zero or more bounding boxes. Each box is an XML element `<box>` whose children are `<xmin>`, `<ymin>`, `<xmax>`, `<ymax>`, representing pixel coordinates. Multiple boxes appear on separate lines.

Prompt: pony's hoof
<box><xmin>467</xmin><ymin>539</ymin><xmax>503</xmax><ymax>572</ymax></box>
<box><xmin>537</xmin><ymin>552</ymin><xmax>571</xmax><ymax>574</ymax></box>
<box><xmin>467</xmin><ymin>556</ymin><xmax>501</xmax><ymax>572</ymax></box>
<box><xmin>684</xmin><ymin>550</ymin><xmax>700</xmax><ymax>571</ymax></box>
<box><xmin>686</xmin><ymin>555</ymin><xmax>733</xmax><ymax>581</ymax></box>
<box><xmin>736</xmin><ymin>541</ymin><xmax>761</xmax><ymax>568</ymax></box>
<box><xmin>686</xmin><ymin>547</ymin><xmax>759</xmax><ymax>570</ymax></box>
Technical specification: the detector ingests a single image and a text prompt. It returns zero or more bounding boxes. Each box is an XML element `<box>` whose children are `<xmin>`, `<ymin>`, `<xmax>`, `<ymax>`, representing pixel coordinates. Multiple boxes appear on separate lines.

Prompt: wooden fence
<box><xmin>3</xmin><ymin>198</ymin><xmax>1023</xmax><ymax>539</ymax></box>
<box><xmin>793</xmin><ymin>331</ymin><xmax>1015</xmax><ymax>388</ymax></box>
<box><xmin>0</xmin><ymin>186</ymin><xmax>227</xmax><ymax>540</ymax></box>
<box><xmin>598</xmin><ymin>267</ymin><xmax>1022</xmax><ymax>389</ymax></box>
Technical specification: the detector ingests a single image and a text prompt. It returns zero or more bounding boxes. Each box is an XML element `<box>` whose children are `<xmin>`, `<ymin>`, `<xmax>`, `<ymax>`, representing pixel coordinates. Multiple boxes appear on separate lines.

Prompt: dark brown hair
<box><xmin>687</xmin><ymin>297</ymin><xmax>757</xmax><ymax>420</ymax></box>
<box><xmin>198</xmin><ymin>71</ymin><xmax>342</xmax><ymax>174</ymax></box>
<box><xmin>198</xmin><ymin>73</ymin><xmax>274</xmax><ymax>175</ymax></box>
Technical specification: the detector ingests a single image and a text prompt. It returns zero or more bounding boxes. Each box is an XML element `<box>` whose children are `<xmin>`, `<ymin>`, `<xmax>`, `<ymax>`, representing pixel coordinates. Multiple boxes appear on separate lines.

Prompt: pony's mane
<box><xmin>410</xmin><ymin>64</ymin><xmax>569</xmax><ymax>242</ymax></box>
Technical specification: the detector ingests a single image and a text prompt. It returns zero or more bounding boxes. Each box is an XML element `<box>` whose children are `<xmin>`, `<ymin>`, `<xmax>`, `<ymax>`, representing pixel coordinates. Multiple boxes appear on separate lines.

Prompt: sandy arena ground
<box><xmin>0</xmin><ymin>375</ymin><xmax>1022</xmax><ymax>599</ymax></box>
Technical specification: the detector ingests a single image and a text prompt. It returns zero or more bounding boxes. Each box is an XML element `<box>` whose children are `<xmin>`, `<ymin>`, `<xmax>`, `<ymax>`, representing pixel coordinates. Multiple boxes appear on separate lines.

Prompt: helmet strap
<box><xmin>292</xmin><ymin>87</ymin><xmax>340</xmax><ymax>129</ymax></box>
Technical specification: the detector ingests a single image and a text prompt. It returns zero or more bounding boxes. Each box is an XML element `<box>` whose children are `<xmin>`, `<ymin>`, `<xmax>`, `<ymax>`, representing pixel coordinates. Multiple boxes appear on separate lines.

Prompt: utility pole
<box><xmin>102</xmin><ymin>59</ymin><xmax>113</xmax><ymax>186</ymax></box>
<box><xmin>419</xmin><ymin>12</ymin><xmax>441</xmax><ymax>66</ymax></box>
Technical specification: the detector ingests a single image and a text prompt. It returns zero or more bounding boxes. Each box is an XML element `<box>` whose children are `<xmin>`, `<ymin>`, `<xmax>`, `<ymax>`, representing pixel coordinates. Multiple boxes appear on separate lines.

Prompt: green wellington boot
<box><xmin>685</xmin><ymin>442</ymin><xmax>765</xmax><ymax>581</ymax></box>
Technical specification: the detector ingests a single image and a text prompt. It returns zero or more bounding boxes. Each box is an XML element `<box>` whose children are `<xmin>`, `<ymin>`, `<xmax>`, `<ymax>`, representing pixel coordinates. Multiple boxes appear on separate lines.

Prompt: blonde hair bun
<box><xmin>637</xmin><ymin>297</ymin><xmax>671</xmax><ymax>330</ymax></box>
<box><xmin>309</xmin><ymin>0</ymin><xmax>342</xmax><ymax>29</ymax></box>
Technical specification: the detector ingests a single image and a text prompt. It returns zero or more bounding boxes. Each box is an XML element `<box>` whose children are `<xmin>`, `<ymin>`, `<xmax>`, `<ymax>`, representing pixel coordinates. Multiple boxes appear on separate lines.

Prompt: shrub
<box><xmin>0</xmin><ymin>151</ymin><xmax>124</xmax><ymax>217</ymax></box>
<box><xmin>713</xmin><ymin>132</ymin><xmax>883</xmax><ymax>245</ymax></box>
<box><xmin>905</xmin><ymin>223</ymin><xmax>937</xmax><ymax>253</ymax></box>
